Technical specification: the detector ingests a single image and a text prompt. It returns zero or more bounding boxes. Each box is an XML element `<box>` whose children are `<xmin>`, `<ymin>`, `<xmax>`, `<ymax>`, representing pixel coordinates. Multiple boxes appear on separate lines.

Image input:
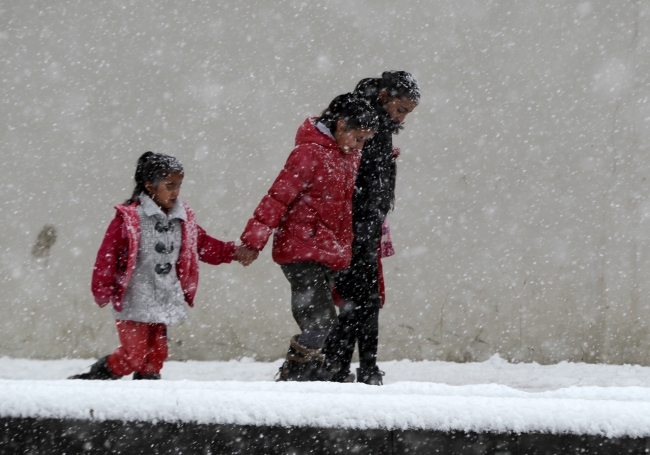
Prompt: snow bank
<box><xmin>2</xmin><ymin>355</ymin><xmax>650</xmax><ymax>437</ymax></box>
<box><xmin>0</xmin><ymin>379</ymin><xmax>648</xmax><ymax>438</ymax></box>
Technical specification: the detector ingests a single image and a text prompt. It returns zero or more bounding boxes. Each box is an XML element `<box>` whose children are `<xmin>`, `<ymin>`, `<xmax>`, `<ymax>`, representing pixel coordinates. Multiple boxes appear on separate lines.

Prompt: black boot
<box><xmin>330</xmin><ymin>370</ymin><xmax>356</xmax><ymax>383</ymax></box>
<box><xmin>276</xmin><ymin>335</ymin><xmax>329</xmax><ymax>382</ymax></box>
<box><xmin>357</xmin><ymin>366</ymin><xmax>384</xmax><ymax>386</ymax></box>
<box><xmin>68</xmin><ymin>356</ymin><xmax>121</xmax><ymax>380</ymax></box>
<box><xmin>133</xmin><ymin>372</ymin><xmax>161</xmax><ymax>380</ymax></box>
<box><xmin>321</xmin><ymin>347</ymin><xmax>355</xmax><ymax>383</ymax></box>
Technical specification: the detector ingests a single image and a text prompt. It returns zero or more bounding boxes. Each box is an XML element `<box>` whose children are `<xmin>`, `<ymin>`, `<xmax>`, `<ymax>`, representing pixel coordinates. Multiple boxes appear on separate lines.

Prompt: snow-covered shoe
<box><xmin>357</xmin><ymin>366</ymin><xmax>384</xmax><ymax>386</ymax></box>
<box><xmin>68</xmin><ymin>356</ymin><xmax>121</xmax><ymax>380</ymax></box>
<box><xmin>276</xmin><ymin>335</ymin><xmax>328</xmax><ymax>382</ymax></box>
<box><xmin>133</xmin><ymin>372</ymin><xmax>161</xmax><ymax>380</ymax></box>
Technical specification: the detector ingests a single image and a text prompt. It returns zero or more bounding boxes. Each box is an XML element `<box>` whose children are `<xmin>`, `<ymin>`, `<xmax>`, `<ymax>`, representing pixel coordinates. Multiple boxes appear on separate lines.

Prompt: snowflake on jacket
<box><xmin>241</xmin><ymin>117</ymin><xmax>361</xmax><ymax>271</ymax></box>
<box><xmin>91</xmin><ymin>197</ymin><xmax>236</xmax><ymax>312</ymax></box>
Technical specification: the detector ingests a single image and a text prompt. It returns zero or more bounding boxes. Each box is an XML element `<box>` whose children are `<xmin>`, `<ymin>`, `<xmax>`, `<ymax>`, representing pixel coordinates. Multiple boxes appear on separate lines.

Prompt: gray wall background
<box><xmin>1</xmin><ymin>0</ymin><xmax>649</xmax><ymax>365</ymax></box>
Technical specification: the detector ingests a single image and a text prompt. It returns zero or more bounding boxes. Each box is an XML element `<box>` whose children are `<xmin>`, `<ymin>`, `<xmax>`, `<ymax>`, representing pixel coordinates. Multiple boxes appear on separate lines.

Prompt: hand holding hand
<box><xmin>234</xmin><ymin>245</ymin><xmax>259</xmax><ymax>266</ymax></box>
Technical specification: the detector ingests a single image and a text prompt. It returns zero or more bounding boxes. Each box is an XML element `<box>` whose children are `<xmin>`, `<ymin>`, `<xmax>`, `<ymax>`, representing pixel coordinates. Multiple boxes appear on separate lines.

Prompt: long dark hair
<box><xmin>355</xmin><ymin>71</ymin><xmax>420</xmax><ymax>104</ymax></box>
<box><xmin>316</xmin><ymin>93</ymin><xmax>379</xmax><ymax>135</ymax></box>
<box><xmin>125</xmin><ymin>152</ymin><xmax>184</xmax><ymax>205</ymax></box>
<box><xmin>353</xmin><ymin>72</ymin><xmax>419</xmax><ymax>212</ymax></box>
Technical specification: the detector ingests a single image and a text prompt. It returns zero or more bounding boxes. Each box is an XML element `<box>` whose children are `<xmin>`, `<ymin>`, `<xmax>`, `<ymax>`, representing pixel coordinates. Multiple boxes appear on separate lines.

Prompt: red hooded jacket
<box><xmin>241</xmin><ymin>118</ymin><xmax>361</xmax><ymax>271</ymax></box>
<box><xmin>91</xmin><ymin>201</ymin><xmax>235</xmax><ymax>311</ymax></box>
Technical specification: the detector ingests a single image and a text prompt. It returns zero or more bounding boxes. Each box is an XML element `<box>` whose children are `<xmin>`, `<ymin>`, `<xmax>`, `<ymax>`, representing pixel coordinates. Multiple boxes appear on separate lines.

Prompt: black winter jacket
<box><xmin>335</xmin><ymin>103</ymin><xmax>396</xmax><ymax>304</ymax></box>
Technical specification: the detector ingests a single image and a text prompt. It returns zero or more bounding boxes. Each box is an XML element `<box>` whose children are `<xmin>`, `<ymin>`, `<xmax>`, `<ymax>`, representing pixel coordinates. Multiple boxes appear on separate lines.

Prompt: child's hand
<box><xmin>234</xmin><ymin>245</ymin><xmax>259</xmax><ymax>266</ymax></box>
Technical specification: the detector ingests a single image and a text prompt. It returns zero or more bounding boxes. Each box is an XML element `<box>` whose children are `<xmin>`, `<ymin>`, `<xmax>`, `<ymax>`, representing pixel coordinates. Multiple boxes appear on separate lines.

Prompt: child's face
<box><xmin>333</xmin><ymin>119</ymin><xmax>376</xmax><ymax>153</ymax></box>
<box><xmin>145</xmin><ymin>173</ymin><xmax>184</xmax><ymax>210</ymax></box>
<box><xmin>379</xmin><ymin>91</ymin><xmax>418</xmax><ymax>126</ymax></box>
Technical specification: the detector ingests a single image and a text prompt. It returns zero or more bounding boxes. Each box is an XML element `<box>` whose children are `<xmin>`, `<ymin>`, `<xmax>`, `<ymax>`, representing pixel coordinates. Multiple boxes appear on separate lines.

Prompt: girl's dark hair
<box><xmin>354</xmin><ymin>72</ymin><xmax>419</xmax><ymax>212</ymax></box>
<box><xmin>354</xmin><ymin>71</ymin><xmax>420</xmax><ymax>104</ymax></box>
<box><xmin>125</xmin><ymin>152</ymin><xmax>184</xmax><ymax>205</ymax></box>
<box><xmin>316</xmin><ymin>93</ymin><xmax>379</xmax><ymax>135</ymax></box>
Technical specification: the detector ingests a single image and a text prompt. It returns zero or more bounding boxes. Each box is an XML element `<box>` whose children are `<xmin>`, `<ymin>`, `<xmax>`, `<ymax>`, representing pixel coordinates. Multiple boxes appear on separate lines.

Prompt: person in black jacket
<box><xmin>323</xmin><ymin>71</ymin><xmax>420</xmax><ymax>385</ymax></box>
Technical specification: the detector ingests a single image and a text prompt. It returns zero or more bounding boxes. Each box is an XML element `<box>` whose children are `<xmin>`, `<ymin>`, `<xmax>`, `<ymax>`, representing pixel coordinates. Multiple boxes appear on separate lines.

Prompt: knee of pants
<box><xmin>117</xmin><ymin>338</ymin><xmax>150</xmax><ymax>372</ymax></box>
<box><xmin>336</xmin><ymin>315</ymin><xmax>361</xmax><ymax>333</ymax></box>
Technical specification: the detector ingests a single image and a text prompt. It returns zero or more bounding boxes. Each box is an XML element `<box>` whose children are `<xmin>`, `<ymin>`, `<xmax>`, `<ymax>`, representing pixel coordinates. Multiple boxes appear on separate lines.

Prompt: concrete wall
<box><xmin>1</xmin><ymin>0</ymin><xmax>649</xmax><ymax>364</ymax></box>
<box><xmin>3</xmin><ymin>418</ymin><xmax>646</xmax><ymax>454</ymax></box>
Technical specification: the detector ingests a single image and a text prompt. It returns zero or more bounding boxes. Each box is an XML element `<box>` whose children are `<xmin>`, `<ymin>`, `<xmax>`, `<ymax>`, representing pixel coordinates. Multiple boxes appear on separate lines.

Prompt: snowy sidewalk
<box><xmin>2</xmin><ymin>355</ymin><xmax>650</xmax><ymax>437</ymax></box>
<box><xmin>4</xmin><ymin>354</ymin><xmax>650</xmax><ymax>390</ymax></box>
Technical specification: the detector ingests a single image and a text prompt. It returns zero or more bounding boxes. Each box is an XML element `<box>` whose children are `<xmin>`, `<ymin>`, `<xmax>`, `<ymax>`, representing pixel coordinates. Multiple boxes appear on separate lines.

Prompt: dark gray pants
<box><xmin>281</xmin><ymin>262</ymin><xmax>338</xmax><ymax>348</ymax></box>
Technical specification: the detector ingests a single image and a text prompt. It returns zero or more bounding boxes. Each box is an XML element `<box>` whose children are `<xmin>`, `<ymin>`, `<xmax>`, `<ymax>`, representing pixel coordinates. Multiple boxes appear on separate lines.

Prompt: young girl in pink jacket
<box><xmin>69</xmin><ymin>152</ymin><xmax>255</xmax><ymax>380</ymax></box>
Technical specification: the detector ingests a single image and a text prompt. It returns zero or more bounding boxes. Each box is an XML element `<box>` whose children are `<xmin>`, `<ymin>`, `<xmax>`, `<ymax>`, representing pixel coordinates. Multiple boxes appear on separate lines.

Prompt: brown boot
<box><xmin>276</xmin><ymin>335</ymin><xmax>329</xmax><ymax>382</ymax></box>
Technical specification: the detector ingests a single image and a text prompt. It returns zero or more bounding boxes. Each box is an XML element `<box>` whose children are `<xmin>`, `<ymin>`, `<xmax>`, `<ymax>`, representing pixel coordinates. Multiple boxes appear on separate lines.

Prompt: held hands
<box><xmin>233</xmin><ymin>245</ymin><xmax>259</xmax><ymax>266</ymax></box>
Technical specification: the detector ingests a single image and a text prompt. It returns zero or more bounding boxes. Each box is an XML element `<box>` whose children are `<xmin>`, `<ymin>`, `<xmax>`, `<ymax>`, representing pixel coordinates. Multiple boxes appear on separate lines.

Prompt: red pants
<box><xmin>106</xmin><ymin>320</ymin><xmax>168</xmax><ymax>376</ymax></box>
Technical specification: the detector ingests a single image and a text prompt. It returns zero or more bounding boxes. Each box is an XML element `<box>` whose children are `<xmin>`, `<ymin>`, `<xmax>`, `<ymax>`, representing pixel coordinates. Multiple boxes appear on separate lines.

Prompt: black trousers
<box><xmin>280</xmin><ymin>262</ymin><xmax>338</xmax><ymax>333</ymax></box>
<box><xmin>323</xmin><ymin>238</ymin><xmax>381</xmax><ymax>373</ymax></box>
<box><xmin>323</xmin><ymin>299</ymin><xmax>379</xmax><ymax>374</ymax></box>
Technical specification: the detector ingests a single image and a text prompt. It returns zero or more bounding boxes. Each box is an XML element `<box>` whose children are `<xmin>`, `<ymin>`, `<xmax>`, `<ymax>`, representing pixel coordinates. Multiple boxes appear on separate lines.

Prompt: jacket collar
<box><xmin>139</xmin><ymin>193</ymin><xmax>187</xmax><ymax>222</ymax></box>
<box><xmin>295</xmin><ymin>117</ymin><xmax>340</xmax><ymax>151</ymax></box>
<box><xmin>314</xmin><ymin>121</ymin><xmax>335</xmax><ymax>140</ymax></box>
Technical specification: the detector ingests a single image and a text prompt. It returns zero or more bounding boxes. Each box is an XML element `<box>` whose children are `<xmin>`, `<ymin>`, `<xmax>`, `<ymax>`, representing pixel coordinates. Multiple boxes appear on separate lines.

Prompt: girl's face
<box><xmin>333</xmin><ymin>119</ymin><xmax>376</xmax><ymax>153</ymax></box>
<box><xmin>379</xmin><ymin>90</ymin><xmax>418</xmax><ymax>125</ymax></box>
<box><xmin>145</xmin><ymin>173</ymin><xmax>184</xmax><ymax>210</ymax></box>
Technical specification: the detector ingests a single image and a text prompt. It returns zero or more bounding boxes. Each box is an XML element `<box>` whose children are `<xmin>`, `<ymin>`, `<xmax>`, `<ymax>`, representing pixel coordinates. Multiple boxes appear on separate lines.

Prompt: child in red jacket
<box><xmin>70</xmin><ymin>152</ymin><xmax>256</xmax><ymax>380</ymax></box>
<box><xmin>238</xmin><ymin>93</ymin><xmax>378</xmax><ymax>381</ymax></box>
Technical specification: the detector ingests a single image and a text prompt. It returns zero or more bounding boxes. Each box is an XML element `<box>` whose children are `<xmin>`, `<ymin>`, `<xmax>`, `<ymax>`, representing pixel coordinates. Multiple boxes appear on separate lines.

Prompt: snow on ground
<box><xmin>2</xmin><ymin>355</ymin><xmax>650</xmax><ymax>437</ymax></box>
<box><xmin>3</xmin><ymin>354</ymin><xmax>650</xmax><ymax>390</ymax></box>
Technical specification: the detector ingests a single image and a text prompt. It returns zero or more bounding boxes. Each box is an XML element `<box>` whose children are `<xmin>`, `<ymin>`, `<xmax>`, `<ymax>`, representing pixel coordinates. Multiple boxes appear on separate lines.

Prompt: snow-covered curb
<box><xmin>1</xmin><ymin>379</ymin><xmax>649</xmax><ymax>438</ymax></box>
